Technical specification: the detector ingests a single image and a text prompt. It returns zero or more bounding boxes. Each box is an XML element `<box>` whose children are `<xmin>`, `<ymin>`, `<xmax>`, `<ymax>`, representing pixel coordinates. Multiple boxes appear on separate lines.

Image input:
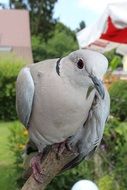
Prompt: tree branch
<box><xmin>21</xmin><ymin>146</ymin><xmax>78</xmax><ymax>190</ymax></box>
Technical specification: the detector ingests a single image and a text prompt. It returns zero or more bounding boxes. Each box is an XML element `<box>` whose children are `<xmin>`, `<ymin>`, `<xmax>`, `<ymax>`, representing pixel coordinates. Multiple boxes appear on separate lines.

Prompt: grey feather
<box><xmin>62</xmin><ymin>86</ymin><xmax>110</xmax><ymax>171</ymax></box>
<box><xmin>16</xmin><ymin>67</ymin><xmax>34</xmax><ymax>128</ymax></box>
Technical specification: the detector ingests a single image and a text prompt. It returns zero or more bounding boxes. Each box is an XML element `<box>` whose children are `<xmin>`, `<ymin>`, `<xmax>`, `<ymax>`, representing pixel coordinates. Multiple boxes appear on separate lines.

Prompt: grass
<box><xmin>0</xmin><ymin>122</ymin><xmax>18</xmax><ymax>190</ymax></box>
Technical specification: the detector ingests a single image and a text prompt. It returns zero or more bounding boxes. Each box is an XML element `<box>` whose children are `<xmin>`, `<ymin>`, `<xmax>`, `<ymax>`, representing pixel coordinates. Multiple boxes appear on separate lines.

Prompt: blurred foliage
<box><xmin>104</xmin><ymin>49</ymin><xmax>122</xmax><ymax>71</ymax></box>
<box><xmin>8</xmin><ymin>118</ymin><xmax>127</xmax><ymax>190</ymax></box>
<box><xmin>98</xmin><ymin>175</ymin><xmax>117</xmax><ymax>190</ymax></box>
<box><xmin>109</xmin><ymin>80</ymin><xmax>127</xmax><ymax>121</ymax></box>
<box><xmin>98</xmin><ymin>118</ymin><xmax>127</xmax><ymax>190</ymax></box>
<box><xmin>0</xmin><ymin>122</ymin><xmax>18</xmax><ymax>190</ymax></box>
<box><xmin>0</xmin><ymin>54</ymin><xmax>25</xmax><ymax>120</ymax></box>
<box><xmin>8</xmin><ymin>121</ymin><xmax>28</xmax><ymax>188</ymax></box>
<box><xmin>9</xmin><ymin>122</ymin><xmax>28</xmax><ymax>166</ymax></box>
<box><xmin>32</xmin><ymin>22</ymin><xmax>78</xmax><ymax>62</ymax></box>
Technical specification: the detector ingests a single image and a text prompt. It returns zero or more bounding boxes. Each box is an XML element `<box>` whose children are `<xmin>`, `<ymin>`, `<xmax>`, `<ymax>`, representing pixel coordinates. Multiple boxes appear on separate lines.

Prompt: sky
<box><xmin>0</xmin><ymin>0</ymin><xmax>127</xmax><ymax>30</ymax></box>
<box><xmin>53</xmin><ymin>0</ymin><xmax>127</xmax><ymax>30</ymax></box>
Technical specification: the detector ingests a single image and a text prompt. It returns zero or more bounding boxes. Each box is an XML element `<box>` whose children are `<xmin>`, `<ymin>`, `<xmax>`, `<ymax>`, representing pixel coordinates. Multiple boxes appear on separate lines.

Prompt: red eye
<box><xmin>77</xmin><ymin>59</ymin><xmax>84</xmax><ymax>69</ymax></box>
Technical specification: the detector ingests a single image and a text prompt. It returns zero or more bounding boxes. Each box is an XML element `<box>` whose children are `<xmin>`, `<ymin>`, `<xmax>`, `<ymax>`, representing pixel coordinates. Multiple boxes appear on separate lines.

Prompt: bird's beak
<box><xmin>89</xmin><ymin>74</ymin><xmax>105</xmax><ymax>99</ymax></box>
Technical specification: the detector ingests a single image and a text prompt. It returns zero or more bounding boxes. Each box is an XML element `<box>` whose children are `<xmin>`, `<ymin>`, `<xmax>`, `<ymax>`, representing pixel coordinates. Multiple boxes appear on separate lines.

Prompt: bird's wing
<box><xmin>62</xmin><ymin>86</ymin><xmax>110</xmax><ymax>171</ymax></box>
<box><xmin>16</xmin><ymin>67</ymin><xmax>35</xmax><ymax>128</ymax></box>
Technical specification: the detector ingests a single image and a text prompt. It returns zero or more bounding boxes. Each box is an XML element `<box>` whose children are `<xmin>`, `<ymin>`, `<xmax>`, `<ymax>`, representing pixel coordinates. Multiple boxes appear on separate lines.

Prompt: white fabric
<box><xmin>77</xmin><ymin>1</ymin><xmax>127</xmax><ymax>48</ymax></box>
<box><xmin>71</xmin><ymin>180</ymin><xmax>99</xmax><ymax>190</ymax></box>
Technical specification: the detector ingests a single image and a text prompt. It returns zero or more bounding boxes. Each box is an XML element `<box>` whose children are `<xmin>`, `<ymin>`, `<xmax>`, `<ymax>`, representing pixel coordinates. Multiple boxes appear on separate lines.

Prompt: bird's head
<box><xmin>56</xmin><ymin>49</ymin><xmax>108</xmax><ymax>99</ymax></box>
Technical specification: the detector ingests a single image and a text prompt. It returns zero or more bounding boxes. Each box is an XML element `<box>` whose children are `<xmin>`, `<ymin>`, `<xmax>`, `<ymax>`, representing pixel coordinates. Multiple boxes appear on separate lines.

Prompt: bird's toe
<box><xmin>30</xmin><ymin>153</ymin><xmax>45</xmax><ymax>183</ymax></box>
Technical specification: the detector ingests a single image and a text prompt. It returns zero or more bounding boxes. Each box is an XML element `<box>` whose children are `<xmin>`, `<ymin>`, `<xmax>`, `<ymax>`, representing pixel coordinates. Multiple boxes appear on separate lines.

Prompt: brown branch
<box><xmin>21</xmin><ymin>147</ymin><xmax>78</xmax><ymax>190</ymax></box>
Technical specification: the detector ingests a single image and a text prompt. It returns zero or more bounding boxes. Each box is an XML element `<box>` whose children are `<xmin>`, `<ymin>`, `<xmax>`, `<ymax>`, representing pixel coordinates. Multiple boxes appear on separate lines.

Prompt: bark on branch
<box><xmin>21</xmin><ymin>147</ymin><xmax>78</xmax><ymax>190</ymax></box>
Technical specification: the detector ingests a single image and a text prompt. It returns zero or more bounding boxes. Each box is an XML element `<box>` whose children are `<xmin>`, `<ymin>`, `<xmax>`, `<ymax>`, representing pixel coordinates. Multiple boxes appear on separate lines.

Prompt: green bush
<box><xmin>9</xmin><ymin>122</ymin><xmax>28</xmax><ymax>166</ymax></box>
<box><xmin>99</xmin><ymin>118</ymin><xmax>127</xmax><ymax>190</ymax></box>
<box><xmin>98</xmin><ymin>175</ymin><xmax>117</xmax><ymax>190</ymax></box>
<box><xmin>0</xmin><ymin>54</ymin><xmax>25</xmax><ymax>120</ymax></box>
<box><xmin>109</xmin><ymin>80</ymin><xmax>127</xmax><ymax>121</ymax></box>
<box><xmin>8</xmin><ymin>121</ymin><xmax>28</xmax><ymax>187</ymax></box>
<box><xmin>104</xmin><ymin>49</ymin><xmax>122</xmax><ymax>70</ymax></box>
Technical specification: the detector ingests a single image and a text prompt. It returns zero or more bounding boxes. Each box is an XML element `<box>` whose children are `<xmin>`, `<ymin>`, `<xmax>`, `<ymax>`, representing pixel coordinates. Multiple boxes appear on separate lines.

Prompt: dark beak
<box><xmin>89</xmin><ymin>74</ymin><xmax>105</xmax><ymax>99</ymax></box>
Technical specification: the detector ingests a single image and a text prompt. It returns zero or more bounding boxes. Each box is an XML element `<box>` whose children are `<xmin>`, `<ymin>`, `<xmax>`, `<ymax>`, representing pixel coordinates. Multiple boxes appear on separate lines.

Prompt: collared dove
<box><xmin>16</xmin><ymin>49</ymin><xmax>110</xmax><ymax>181</ymax></box>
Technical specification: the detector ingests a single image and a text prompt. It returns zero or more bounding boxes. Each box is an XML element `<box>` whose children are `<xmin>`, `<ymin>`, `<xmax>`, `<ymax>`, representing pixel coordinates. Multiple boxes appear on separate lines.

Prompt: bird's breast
<box><xmin>29</xmin><ymin>70</ymin><xmax>95</xmax><ymax>146</ymax></box>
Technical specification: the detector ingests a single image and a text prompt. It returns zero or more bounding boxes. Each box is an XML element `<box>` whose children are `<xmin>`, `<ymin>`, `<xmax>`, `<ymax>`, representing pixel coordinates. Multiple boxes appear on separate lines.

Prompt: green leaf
<box><xmin>86</xmin><ymin>85</ymin><xmax>94</xmax><ymax>99</ymax></box>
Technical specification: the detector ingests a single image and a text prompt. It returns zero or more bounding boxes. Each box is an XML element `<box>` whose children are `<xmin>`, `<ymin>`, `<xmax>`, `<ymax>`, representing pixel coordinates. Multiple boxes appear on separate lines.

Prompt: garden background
<box><xmin>0</xmin><ymin>1</ymin><xmax>127</xmax><ymax>190</ymax></box>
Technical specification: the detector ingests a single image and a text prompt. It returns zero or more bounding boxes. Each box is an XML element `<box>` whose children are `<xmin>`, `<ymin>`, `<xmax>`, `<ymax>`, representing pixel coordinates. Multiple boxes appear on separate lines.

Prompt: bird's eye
<box><xmin>77</xmin><ymin>59</ymin><xmax>84</xmax><ymax>69</ymax></box>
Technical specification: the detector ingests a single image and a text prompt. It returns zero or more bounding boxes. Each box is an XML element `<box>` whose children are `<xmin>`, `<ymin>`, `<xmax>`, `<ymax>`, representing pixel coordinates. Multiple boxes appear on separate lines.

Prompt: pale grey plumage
<box><xmin>16</xmin><ymin>67</ymin><xmax>34</xmax><ymax>127</ymax></box>
<box><xmin>62</xmin><ymin>86</ymin><xmax>110</xmax><ymax>170</ymax></box>
<box><xmin>16</xmin><ymin>49</ymin><xmax>110</xmax><ymax>165</ymax></box>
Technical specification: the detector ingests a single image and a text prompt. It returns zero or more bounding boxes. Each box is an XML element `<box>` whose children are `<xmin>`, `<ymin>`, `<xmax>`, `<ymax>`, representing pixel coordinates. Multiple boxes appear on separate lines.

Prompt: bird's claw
<box><xmin>53</xmin><ymin>140</ymin><xmax>75</xmax><ymax>159</ymax></box>
<box><xmin>30</xmin><ymin>153</ymin><xmax>45</xmax><ymax>183</ymax></box>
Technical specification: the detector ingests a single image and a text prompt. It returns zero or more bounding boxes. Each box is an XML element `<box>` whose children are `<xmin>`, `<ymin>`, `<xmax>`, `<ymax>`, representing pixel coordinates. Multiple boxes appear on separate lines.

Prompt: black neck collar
<box><xmin>56</xmin><ymin>58</ymin><xmax>62</xmax><ymax>76</ymax></box>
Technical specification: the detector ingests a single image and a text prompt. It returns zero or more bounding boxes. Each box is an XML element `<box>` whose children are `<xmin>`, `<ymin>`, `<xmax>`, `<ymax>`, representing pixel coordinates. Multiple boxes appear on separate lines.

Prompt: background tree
<box><xmin>9</xmin><ymin>0</ymin><xmax>27</xmax><ymax>9</ymax></box>
<box><xmin>76</xmin><ymin>20</ymin><xmax>86</xmax><ymax>32</ymax></box>
<box><xmin>8</xmin><ymin>0</ymin><xmax>79</xmax><ymax>60</ymax></box>
<box><xmin>32</xmin><ymin>22</ymin><xmax>78</xmax><ymax>62</ymax></box>
<box><xmin>0</xmin><ymin>2</ymin><xmax>6</xmax><ymax>8</ymax></box>
<box><xmin>9</xmin><ymin>0</ymin><xmax>57</xmax><ymax>40</ymax></box>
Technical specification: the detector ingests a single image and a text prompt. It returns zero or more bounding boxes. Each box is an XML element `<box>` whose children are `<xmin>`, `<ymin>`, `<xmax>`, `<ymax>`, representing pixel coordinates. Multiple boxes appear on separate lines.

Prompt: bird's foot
<box><xmin>30</xmin><ymin>153</ymin><xmax>45</xmax><ymax>183</ymax></box>
<box><xmin>53</xmin><ymin>140</ymin><xmax>73</xmax><ymax>159</ymax></box>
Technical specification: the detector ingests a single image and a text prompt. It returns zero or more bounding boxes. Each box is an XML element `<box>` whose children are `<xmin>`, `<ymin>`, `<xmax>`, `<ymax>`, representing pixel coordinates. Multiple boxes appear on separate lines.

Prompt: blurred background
<box><xmin>0</xmin><ymin>0</ymin><xmax>127</xmax><ymax>190</ymax></box>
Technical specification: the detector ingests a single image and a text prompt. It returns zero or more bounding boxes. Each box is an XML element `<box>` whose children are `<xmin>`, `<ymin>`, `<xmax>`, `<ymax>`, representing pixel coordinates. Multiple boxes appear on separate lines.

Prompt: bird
<box><xmin>16</xmin><ymin>49</ymin><xmax>110</xmax><ymax>182</ymax></box>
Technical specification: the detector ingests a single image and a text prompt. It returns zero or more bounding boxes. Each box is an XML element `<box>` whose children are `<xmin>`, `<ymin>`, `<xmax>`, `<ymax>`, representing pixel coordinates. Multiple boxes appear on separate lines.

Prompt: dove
<box><xmin>16</xmin><ymin>49</ymin><xmax>110</xmax><ymax>182</ymax></box>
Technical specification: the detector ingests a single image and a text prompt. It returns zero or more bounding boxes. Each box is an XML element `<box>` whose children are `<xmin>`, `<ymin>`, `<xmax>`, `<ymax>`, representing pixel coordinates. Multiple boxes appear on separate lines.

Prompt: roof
<box><xmin>0</xmin><ymin>10</ymin><xmax>33</xmax><ymax>64</ymax></box>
